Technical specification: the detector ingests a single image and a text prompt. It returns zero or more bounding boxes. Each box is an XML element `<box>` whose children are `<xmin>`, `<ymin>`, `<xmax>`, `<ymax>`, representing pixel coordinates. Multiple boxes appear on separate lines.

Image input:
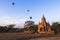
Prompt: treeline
<box><xmin>0</xmin><ymin>21</ymin><xmax>60</xmax><ymax>34</ymax></box>
<box><xmin>0</xmin><ymin>24</ymin><xmax>24</xmax><ymax>33</ymax></box>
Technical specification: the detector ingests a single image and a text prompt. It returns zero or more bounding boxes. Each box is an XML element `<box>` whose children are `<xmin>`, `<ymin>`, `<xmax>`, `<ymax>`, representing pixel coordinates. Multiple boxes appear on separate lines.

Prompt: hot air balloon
<box><xmin>12</xmin><ymin>2</ymin><xmax>15</xmax><ymax>5</ymax></box>
<box><xmin>27</xmin><ymin>9</ymin><xmax>30</xmax><ymax>12</ymax></box>
<box><xmin>30</xmin><ymin>16</ymin><xmax>32</xmax><ymax>19</ymax></box>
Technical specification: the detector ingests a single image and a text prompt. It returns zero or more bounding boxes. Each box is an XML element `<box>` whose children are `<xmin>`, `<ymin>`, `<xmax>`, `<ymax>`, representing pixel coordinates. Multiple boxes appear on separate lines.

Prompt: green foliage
<box><xmin>0</xmin><ymin>24</ymin><xmax>23</xmax><ymax>32</ymax></box>
<box><xmin>29</xmin><ymin>25</ymin><xmax>38</xmax><ymax>31</ymax></box>
<box><xmin>24</xmin><ymin>21</ymin><xmax>34</xmax><ymax>28</ymax></box>
<box><xmin>7</xmin><ymin>24</ymin><xmax>15</xmax><ymax>28</ymax></box>
<box><xmin>29</xmin><ymin>25</ymin><xmax>38</xmax><ymax>34</ymax></box>
<box><xmin>51</xmin><ymin>22</ymin><xmax>60</xmax><ymax>34</ymax></box>
<box><xmin>24</xmin><ymin>20</ymin><xmax>38</xmax><ymax>33</ymax></box>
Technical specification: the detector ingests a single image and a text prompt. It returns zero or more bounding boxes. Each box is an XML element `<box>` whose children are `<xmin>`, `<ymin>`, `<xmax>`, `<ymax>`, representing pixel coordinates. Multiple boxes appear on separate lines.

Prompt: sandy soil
<box><xmin>0</xmin><ymin>32</ymin><xmax>60</xmax><ymax>40</ymax></box>
<box><xmin>29</xmin><ymin>37</ymin><xmax>60</xmax><ymax>40</ymax></box>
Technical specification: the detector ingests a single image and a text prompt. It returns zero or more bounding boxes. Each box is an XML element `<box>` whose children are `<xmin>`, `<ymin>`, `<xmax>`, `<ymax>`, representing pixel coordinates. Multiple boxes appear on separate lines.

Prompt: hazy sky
<box><xmin>0</xmin><ymin>0</ymin><xmax>60</xmax><ymax>28</ymax></box>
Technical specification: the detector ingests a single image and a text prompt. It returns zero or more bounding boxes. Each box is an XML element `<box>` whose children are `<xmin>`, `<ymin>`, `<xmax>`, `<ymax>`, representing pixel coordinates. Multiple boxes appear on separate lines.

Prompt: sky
<box><xmin>0</xmin><ymin>0</ymin><xmax>60</xmax><ymax>28</ymax></box>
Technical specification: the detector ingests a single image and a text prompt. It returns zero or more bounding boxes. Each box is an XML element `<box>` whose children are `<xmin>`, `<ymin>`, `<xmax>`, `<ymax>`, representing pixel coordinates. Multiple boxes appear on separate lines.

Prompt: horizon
<box><xmin>0</xmin><ymin>0</ymin><xmax>60</xmax><ymax>28</ymax></box>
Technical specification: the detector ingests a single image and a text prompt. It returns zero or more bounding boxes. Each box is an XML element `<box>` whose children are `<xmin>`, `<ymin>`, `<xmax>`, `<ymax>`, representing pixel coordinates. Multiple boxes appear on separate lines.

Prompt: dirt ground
<box><xmin>29</xmin><ymin>37</ymin><xmax>60</xmax><ymax>40</ymax></box>
<box><xmin>0</xmin><ymin>32</ymin><xmax>60</xmax><ymax>40</ymax></box>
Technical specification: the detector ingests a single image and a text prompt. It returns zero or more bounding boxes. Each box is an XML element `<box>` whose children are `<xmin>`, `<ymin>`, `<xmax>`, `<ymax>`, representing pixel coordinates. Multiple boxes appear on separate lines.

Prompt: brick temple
<box><xmin>38</xmin><ymin>15</ymin><xmax>54</xmax><ymax>34</ymax></box>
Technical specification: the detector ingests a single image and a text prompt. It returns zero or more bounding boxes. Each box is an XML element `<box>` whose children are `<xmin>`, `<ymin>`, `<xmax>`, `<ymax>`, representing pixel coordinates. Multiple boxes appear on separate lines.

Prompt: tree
<box><xmin>7</xmin><ymin>24</ymin><xmax>15</xmax><ymax>28</ymax></box>
<box><xmin>24</xmin><ymin>21</ymin><xmax>38</xmax><ymax>33</ymax></box>
<box><xmin>24</xmin><ymin>21</ymin><xmax>35</xmax><ymax>29</ymax></box>
<box><xmin>51</xmin><ymin>22</ymin><xmax>60</xmax><ymax>34</ymax></box>
<box><xmin>7</xmin><ymin>24</ymin><xmax>15</xmax><ymax>32</ymax></box>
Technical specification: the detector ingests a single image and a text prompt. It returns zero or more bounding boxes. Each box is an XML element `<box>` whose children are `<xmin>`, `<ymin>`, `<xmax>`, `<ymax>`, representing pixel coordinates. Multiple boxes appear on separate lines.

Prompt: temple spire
<box><xmin>41</xmin><ymin>15</ymin><xmax>46</xmax><ymax>25</ymax></box>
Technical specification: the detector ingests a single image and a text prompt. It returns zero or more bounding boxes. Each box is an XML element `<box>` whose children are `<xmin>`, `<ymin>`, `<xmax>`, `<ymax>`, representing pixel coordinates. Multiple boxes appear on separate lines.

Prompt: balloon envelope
<box><xmin>12</xmin><ymin>2</ymin><xmax>15</xmax><ymax>5</ymax></box>
<box><xmin>27</xmin><ymin>9</ymin><xmax>30</xmax><ymax>12</ymax></box>
<box><xmin>30</xmin><ymin>17</ymin><xmax>32</xmax><ymax>19</ymax></box>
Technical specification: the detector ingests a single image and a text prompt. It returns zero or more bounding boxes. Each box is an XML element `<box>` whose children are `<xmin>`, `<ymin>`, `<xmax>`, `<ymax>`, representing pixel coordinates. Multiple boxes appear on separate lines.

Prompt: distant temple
<box><xmin>38</xmin><ymin>15</ymin><xmax>54</xmax><ymax>34</ymax></box>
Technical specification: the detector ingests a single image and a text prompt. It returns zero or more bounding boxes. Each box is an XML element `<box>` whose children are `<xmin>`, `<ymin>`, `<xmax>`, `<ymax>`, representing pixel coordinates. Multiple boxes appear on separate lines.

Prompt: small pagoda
<box><xmin>38</xmin><ymin>15</ymin><xmax>54</xmax><ymax>34</ymax></box>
